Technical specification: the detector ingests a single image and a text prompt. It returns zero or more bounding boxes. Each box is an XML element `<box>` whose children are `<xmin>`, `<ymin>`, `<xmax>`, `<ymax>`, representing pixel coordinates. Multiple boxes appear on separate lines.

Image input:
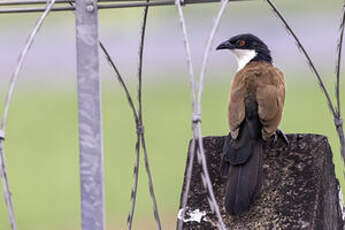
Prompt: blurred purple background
<box><xmin>0</xmin><ymin>0</ymin><xmax>342</xmax><ymax>88</ymax></box>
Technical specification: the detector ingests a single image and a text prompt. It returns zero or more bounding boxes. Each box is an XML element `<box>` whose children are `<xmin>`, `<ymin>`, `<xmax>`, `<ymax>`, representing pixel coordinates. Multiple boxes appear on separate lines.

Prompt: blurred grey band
<box><xmin>0</xmin><ymin>0</ymin><xmax>250</xmax><ymax>14</ymax></box>
<box><xmin>0</xmin><ymin>0</ymin><xmax>143</xmax><ymax>6</ymax></box>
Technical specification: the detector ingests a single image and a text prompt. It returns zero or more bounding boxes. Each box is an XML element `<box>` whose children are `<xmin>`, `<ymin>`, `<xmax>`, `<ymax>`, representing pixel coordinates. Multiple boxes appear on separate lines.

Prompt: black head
<box><xmin>216</xmin><ymin>33</ymin><xmax>272</xmax><ymax>63</ymax></box>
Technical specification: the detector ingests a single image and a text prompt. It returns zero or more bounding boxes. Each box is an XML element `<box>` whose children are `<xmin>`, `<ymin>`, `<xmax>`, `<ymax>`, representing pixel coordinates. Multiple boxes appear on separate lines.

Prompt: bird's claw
<box><xmin>272</xmin><ymin>132</ymin><xmax>278</xmax><ymax>144</ymax></box>
<box><xmin>270</xmin><ymin>129</ymin><xmax>289</xmax><ymax>146</ymax></box>
<box><xmin>276</xmin><ymin>129</ymin><xmax>289</xmax><ymax>145</ymax></box>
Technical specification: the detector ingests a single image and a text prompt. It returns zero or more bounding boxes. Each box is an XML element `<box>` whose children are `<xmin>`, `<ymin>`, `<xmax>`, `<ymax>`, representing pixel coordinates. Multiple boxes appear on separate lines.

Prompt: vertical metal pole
<box><xmin>75</xmin><ymin>0</ymin><xmax>105</xmax><ymax>230</ymax></box>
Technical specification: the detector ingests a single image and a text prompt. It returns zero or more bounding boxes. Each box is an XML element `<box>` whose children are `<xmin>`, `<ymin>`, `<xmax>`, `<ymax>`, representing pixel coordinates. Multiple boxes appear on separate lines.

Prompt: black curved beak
<box><xmin>216</xmin><ymin>40</ymin><xmax>234</xmax><ymax>50</ymax></box>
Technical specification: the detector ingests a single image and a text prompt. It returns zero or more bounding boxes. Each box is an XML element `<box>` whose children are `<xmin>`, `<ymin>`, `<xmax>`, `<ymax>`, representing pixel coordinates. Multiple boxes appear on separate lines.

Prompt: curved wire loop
<box><xmin>0</xmin><ymin>1</ymin><xmax>56</xmax><ymax>230</ymax></box>
<box><xmin>175</xmin><ymin>0</ymin><xmax>229</xmax><ymax>229</ymax></box>
<box><xmin>98</xmin><ymin>41</ymin><xmax>141</xmax><ymax>230</ymax></box>
<box><xmin>265</xmin><ymin>0</ymin><xmax>345</xmax><ymax>176</ymax></box>
<box><xmin>99</xmin><ymin>2</ymin><xmax>162</xmax><ymax>229</ymax></box>
<box><xmin>175</xmin><ymin>1</ymin><xmax>198</xmax><ymax>229</ymax></box>
<box><xmin>335</xmin><ymin>0</ymin><xmax>345</xmax><ymax>171</ymax></box>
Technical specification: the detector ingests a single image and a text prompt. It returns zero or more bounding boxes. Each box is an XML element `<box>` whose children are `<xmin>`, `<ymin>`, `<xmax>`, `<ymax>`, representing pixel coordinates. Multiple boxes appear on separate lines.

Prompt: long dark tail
<box><xmin>222</xmin><ymin>99</ymin><xmax>263</xmax><ymax>215</ymax></box>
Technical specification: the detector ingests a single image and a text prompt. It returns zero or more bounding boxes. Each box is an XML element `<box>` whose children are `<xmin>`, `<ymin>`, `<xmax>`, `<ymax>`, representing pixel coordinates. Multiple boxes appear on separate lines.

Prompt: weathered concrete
<box><xmin>178</xmin><ymin>134</ymin><xmax>344</xmax><ymax>229</ymax></box>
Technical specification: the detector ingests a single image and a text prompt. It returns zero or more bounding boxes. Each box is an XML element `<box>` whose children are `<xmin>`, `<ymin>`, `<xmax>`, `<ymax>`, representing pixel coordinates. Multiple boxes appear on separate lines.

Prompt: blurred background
<box><xmin>0</xmin><ymin>0</ymin><xmax>344</xmax><ymax>229</ymax></box>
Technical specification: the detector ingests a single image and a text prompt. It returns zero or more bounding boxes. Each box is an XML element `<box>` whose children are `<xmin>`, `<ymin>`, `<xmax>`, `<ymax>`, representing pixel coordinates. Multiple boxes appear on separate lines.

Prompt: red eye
<box><xmin>238</xmin><ymin>40</ymin><xmax>245</xmax><ymax>47</ymax></box>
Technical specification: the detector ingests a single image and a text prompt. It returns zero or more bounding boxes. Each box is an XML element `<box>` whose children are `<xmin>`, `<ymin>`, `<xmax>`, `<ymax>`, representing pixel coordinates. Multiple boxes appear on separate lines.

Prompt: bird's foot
<box><xmin>270</xmin><ymin>129</ymin><xmax>289</xmax><ymax>146</ymax></box>
<box><xmin>271</xmin><ymin>133</ymin><xmax>278</xmax><ymax>145</ymax></box>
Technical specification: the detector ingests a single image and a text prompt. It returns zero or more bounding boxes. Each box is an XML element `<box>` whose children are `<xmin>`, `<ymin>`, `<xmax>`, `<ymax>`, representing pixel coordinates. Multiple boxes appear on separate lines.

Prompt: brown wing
<box><xmin>228</xmin><ymin>71</ymin><xmax>246</xmax><ymax>139</ymax></box>
<box><xmin>228</xmin><ymin>62</ymin><xmax>285</xmax><ymax>140</ymax></box>
<box><xmin>256</xmin><ymin>66</ymin><xmax>285</xmax><ymax>140</ymax></box>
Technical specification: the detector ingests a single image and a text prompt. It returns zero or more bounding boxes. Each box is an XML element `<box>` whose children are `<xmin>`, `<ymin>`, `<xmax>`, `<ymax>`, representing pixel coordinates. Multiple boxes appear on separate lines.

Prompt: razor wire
<box><xmin>134</xmin><ymin>1</ymin><xmax>162</xmax><ymax>228</ymax></box>
<box><xmin>0</xmin><ymin>1</ymin><xmax>57</xmax><ymax>230</ymax></box>
<box><xmin>100</xmin><ymin>39</ymin><xmax>162</xmax><ymax>230</ymax></box>
<box><xmin>175</xmin><ymin>0</ymin><xmax>229</xmax><ymax>229</ymax></box>
<box><xmin>336</xmin><ymin>0</ymin><xmax>345</xmax><ymax>172</ymax></box>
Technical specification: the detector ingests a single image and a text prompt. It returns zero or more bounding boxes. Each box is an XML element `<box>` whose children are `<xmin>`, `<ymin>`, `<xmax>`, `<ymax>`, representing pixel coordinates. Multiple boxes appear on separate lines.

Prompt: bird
<box><xmin>216</xmin><ymin>33</ymin><xmax>288</xmax><ymax>215</ymax></box>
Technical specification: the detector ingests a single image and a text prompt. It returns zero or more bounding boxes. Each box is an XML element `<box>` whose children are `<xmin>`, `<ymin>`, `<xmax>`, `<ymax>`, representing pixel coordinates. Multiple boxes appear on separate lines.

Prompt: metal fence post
<box><xmin>75</xmin><ymin>0</ymin><xmax>105</xmax><ymax>230</ymax></box>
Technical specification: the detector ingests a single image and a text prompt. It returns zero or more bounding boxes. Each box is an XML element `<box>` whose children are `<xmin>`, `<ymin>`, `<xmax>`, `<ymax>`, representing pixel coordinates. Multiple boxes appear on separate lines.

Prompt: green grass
<box><xmin>0</xmin><ymin>77</ymin><xmax>344</xmax><ymax>230</ymax></box>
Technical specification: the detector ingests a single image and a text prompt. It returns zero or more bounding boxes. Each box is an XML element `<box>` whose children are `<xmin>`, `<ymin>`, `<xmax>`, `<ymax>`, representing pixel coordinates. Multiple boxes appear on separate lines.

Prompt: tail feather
<box><xmin>224</xmin><ymin>140</ymin><xmax>263</xmax><ymax>215</ymax></box>
<box><xmin>222</xmin><ymin>99</ymin><xmax>263</xmax><ymax>215</ymax></box>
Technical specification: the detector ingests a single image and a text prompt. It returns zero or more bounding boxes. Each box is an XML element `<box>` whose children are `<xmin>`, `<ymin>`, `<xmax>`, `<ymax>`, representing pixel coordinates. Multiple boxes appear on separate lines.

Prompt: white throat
<box><xmin>231</xmin><ymin>49</ymin><xmax>257</xmax><ymax>71</ymax></box>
